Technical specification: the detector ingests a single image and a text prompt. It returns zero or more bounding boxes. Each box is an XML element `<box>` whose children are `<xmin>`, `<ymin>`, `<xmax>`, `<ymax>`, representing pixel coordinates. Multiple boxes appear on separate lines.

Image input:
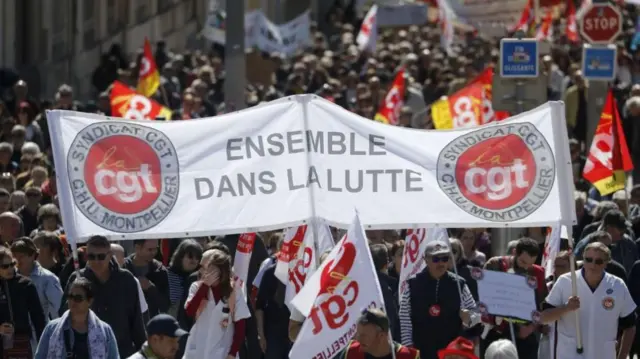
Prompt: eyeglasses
<box><xmin>583</xmin><ymin>257</ymin><xmax>605</xmax><ymax>265</ymax></box>
<box><xmin>68</xmin><ymin>294</ymin><xmax>86</xmax><ymax>303</ymax></box>
<box><xmin>430</xmin><ymin>256</ymin><xmax>450</xmax><ymax>263</ymax></box>
<box><xmin>0</xmin><ymin>261</ymin><xmax>15</xmax><ymax>269</ymax></box>
<box><xmin>86</xmin><ymin>253</ymin><xmax>108</xmax><ymax>261</ymax></box>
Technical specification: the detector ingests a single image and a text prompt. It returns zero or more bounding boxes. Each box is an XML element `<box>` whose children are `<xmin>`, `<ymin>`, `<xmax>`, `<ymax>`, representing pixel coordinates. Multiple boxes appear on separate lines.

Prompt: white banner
<box><xmin>47</xmin><ymin>96</ymin><xmax>576</xmax><ymax>242</ymax></box>
<box><xmin>289</xmin><ymin>213</ymin><xmax>384</xmax><ymax>358</ymax></box>
<box><xmin>203</xmin><ymin>6</ymin><xmax>310</xmax><ymax>57</ymax></box>
<box><xmin>398</xmin><ymin>227</ymin><xmax>448</xmax><ymax>300</ymax></box>
<box><xmin>446</xmin><ymin>0</ymin><xmax>528</xmax><ymax>38</ymax></box>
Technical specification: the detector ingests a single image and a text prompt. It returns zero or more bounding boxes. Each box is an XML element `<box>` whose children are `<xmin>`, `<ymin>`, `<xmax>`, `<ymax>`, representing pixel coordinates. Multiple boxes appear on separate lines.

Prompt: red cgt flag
<box><xmin>136</xmin><ymin>38</ymin><xmax>161</xmax><ymax>97</ymax></box>
<box><xmin>583</xmin><ymin>90</ymin><xmax>633</xmax><ymax>196</ymax></box>
<box><xmin>374</xmin><ymin>68</ymin><xmax>405</xmax><ymax>125</ymax></box>
<box><xmin>110</xmin><ymin>81</ymin><xmax>172</xmax><ymax>121</ymax></box>
<box><xmin>432</xmin><ymin>67</ymin><xmax>509</xmax><ymax>129</ymax></box>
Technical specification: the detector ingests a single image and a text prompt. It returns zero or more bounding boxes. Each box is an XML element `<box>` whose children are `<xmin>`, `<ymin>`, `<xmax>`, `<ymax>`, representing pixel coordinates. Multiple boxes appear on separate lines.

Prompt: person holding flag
<box><xmin>399</xmin><ymin>240</ymin><xmax>480</xmax><ymax>359</ymax></box>
<box><xmin>340</xmin><ymin>308</ymin><xmax>420</xmax><ymax>359</ymax></box>
<box><xmin>540</xmin><ymin>242</ymin><xmax>636</xmax><ymax>359</ymax></box>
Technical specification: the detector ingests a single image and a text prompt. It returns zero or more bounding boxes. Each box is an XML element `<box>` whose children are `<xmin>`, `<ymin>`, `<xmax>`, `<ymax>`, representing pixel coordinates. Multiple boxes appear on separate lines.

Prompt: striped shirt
<box><xmin>399</xmin><ymin>279</ymin><xmax>478</xmax><ymax>346</ymax></box>
<box><xmin>167</xmin><ymin>269</ymin><xmax>186</xmax><ymax>304</ymax></box>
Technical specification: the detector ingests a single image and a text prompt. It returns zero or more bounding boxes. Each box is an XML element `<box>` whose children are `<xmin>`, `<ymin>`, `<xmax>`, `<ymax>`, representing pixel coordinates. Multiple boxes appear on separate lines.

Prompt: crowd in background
<box><xmin>0</xmin><ymin>0</ymin><xmax>635</xmax><ymax>358</ymax></box>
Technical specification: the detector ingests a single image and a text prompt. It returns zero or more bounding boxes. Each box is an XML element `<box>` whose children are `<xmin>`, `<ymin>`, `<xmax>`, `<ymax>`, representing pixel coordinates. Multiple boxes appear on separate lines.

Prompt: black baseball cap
<box><xmin>147</xmin><ymin>314</ymin><xmax>188</xmax><ymax>338</ymax></box>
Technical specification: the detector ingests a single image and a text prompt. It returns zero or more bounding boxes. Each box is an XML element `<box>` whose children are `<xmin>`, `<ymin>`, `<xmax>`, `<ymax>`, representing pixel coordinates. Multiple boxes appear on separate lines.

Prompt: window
<box><xmin>83</xmin><ymin>28</ymin><xmax>96</xmax><ymax>51</ymax></box>
<box><xmin>83</xmin><ymin>1</ymin><xmax>94</xmax><ymax>21</ymax></box>
<box><xmin>184</xmin><ymin>0</ymin><xmax>196</xmax><ymax>23</ymax></box>
<box><xmin>51</xmin><ymin>0</ymin><xmax>66</xmax><ymax>34</ymax></box>
<box><xmin>107</xmin><ymin>0</ymin><xmax>128</xmax><ymax>34</ymax></box>
<box><xmin>51</xmin><ymin>38</ymin><xmax>67</xmax><ymax>61</ymax></box>
<box><xmin>160</xmin><ymin>9</ymin><xmax>176</xmax><ymax>36</ymax></box>
<box><xmin>134</xmin><ymin>0</ymin><xmax>151</xmax><ymax>24</ymax></box>
<box><xmin>158</xmin><ymin>0</ymin><xmax>173</xmax><ymax>14</ymax></box>
<box><xmin>38</xmin><ymin>28</ymin><xmax>49</xmax><ymax>62</ymax></box>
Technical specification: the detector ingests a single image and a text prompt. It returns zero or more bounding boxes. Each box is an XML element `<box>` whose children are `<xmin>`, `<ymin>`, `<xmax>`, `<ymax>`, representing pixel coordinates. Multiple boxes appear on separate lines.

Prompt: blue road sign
<box><xmin>582</xmin><ymin>45</ymin><xmax>617</xmax><ymax>81</ymax></box>
<box><xmin>499</xmin><ymin>39</ymin><xmax>539</xmax><ymax>78</ymax></box>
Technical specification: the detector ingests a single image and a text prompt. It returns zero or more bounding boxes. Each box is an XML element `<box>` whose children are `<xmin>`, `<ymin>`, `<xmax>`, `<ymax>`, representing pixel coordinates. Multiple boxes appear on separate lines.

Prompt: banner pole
<box><xmin>548</xmin><ymin>102</ymin><xmax>583</xmax><ymax>353</ymax></box>
<box><xmin>300</xmin><ymin>95</ymin><xmax>320</xmax><ymax>240</ymax></box>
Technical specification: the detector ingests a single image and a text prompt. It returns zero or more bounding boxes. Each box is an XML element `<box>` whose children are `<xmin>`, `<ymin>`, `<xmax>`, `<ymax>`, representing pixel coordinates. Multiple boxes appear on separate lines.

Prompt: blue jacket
<box><xmin>35</xmin><ymin>315</ymin><xmax>119</xmax><ymax>359</ymax></box>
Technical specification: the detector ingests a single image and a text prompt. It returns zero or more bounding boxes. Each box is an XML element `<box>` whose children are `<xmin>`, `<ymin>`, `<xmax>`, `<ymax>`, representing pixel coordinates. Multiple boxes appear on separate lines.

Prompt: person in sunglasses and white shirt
<box><xmin>540</xmin><ymin>242</ymin><xmax>636</xmax><ymax>359</ymax></box>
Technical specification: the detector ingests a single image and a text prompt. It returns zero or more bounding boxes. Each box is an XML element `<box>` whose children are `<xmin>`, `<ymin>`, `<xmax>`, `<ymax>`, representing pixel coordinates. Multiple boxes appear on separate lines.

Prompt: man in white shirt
<box><xmin>540</xmin><ymin>242</ymin><xmax>636</xmax><ymax>359</ymax></box>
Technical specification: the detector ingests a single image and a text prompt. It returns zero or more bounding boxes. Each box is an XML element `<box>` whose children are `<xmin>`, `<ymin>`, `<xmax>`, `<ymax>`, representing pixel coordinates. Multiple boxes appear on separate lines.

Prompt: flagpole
<box><xmin>300</xmin><ymin>95</ymin><xmax>320</xmax><ymax>246</ymax></box>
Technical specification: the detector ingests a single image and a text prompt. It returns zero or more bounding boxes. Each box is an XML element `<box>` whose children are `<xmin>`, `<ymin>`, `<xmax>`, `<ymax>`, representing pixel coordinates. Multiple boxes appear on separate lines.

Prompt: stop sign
<box><xmin>580</xmin><ymin>4</ymin><xmax>622</xmax><ymax>44</ymax></box>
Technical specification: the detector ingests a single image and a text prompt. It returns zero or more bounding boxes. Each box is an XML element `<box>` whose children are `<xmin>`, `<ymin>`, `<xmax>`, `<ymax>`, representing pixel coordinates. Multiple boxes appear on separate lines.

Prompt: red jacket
<box><xmin>343</xmin><ymin>340</ymin><xmax>420</xmax><ymax>359</ymax></box>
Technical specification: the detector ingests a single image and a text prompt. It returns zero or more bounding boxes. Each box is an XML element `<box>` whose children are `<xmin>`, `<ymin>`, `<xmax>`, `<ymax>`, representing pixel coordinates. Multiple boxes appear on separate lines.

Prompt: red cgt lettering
<box><xmin>308</xmin><ymin>280</ymin><xmax>359</xmax><ymax>334</ymax></box>
<box><xmin>288</xmin><ymin>247</ymin><xmax>313</xmax><ymax>293</ymax></box>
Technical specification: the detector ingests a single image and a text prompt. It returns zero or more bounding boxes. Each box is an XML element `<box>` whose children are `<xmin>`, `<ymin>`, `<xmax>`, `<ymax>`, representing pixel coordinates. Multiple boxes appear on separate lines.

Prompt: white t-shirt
<box><xmin>184</xmin><ymin>281</ymin><xmax>252</xmax><ymax>359</ymax></box>
<box><xmin>133</xmin><ymin>277</ymin><xmax>149</xmax><ymax>314</ymax></box>
<box><xmin>545</xmin><ymin>271</ymin><xmax>636</xmax><ymax>359</ymax></box>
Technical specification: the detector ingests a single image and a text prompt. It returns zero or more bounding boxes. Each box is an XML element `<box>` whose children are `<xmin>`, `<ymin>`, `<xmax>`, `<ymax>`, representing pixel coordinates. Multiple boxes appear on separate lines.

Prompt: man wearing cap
<box><xmin>127</xmin><ymin>314</ymin><xmax>188</xmax><ymax>359</ymax></box>
<box><xmin>399</xmin><ymin>240</ymin><xmax>480</xmax><ymax>359</ymax></box>
<box><xmin>341</xmin><ymin>308</ymin><xmax>420</xmax><ymax>359</ymax></box>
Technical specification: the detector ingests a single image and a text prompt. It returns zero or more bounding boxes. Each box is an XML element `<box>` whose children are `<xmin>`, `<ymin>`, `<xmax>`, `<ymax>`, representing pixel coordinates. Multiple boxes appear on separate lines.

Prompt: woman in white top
<box><xmin>183</xmin><ymin>248</ymin><xmax>250</xmax><ymax>359</ymax></box>
<box><xmin>540</xmin><ymin>242</ymin><xmax>636</xmax><ymax>359</ymax></box>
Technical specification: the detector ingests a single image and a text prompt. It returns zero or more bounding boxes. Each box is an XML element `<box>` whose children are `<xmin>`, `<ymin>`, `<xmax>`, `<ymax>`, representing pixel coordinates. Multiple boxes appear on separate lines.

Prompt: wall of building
<box><xmin>0</xmin><ymin>0</ymin><xmax>322</xmax><ymax>101</ymax></box>
<box><xmin>0</xmin><ymin>0</ymin><xmax>208</xmax><ymax>101</ymax></box>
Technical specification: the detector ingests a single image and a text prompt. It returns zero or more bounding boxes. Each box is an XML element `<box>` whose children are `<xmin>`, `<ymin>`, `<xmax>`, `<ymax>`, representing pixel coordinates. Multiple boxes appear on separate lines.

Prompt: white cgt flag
<box><xmin>290</xmin><ymin>213</ymin><xmax>384</xmax><ymax>359</ymax></box>
<box><xmin>541</xmin><ymin>224</ymin><xmax>565</xmax><ymax>279</ymax></box>
<box><xmin>398</xmin><ymin>227</ymin><xmax>449</xmax><ymax>301</ymax></box>
<box><xmin>356</xmin><ymin>5</ymin><xmax>377</xmax><ymax>53</ymax></box>
<box><xmin>233</xmin><ymin>232</ymin><xmax>257</xmax><ymax>296</ymax></box>
<box><xmin>275</xmin><ymin>225</ymin><xmax>307</xmax><ymax>284</ymax></box>
<box><xmin>283</xmin><ymin>220</ymin><xmax>335</xmax><ymax>310</ymax></box>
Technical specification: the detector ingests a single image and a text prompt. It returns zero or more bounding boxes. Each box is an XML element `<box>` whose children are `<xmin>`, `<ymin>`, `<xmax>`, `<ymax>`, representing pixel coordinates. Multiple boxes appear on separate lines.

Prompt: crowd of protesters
<box><xmin>0</xmin><ymin>0</ymin><xmax>636</xmax><ymax>359</ymax></box>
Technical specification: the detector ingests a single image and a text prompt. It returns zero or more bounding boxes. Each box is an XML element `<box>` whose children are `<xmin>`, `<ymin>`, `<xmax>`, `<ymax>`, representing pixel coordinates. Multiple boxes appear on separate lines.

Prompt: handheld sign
<box><xmin>473</xmin><ymin>268</ymin><xmax>540</xmax><ymax>322</ymax></box>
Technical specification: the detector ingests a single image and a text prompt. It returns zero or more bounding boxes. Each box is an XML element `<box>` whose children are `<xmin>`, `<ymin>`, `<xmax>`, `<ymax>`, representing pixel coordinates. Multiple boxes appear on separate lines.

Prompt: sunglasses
<box><xmin>583</xmin><ymin>257</ymin><xmax>605</xmax><ymax>265</ymax></box>
<box><xmin>86</xmin><ymin>253</ymin><xmax>108</xmax><ymax>261</ymax></box>
<box><xmin>0</xmin><ymin>261</ymin><xmax>15</xmax><ymax>269</ymax></box>
<box><xmin>429</xmin><ymin>255</ymin><xmax>450</xmax><ymax>263</ymax></box>
<box><xmin>68</xmin><ymin>294</ymin><xmax>86</xmax><ymax>303</ymax></box>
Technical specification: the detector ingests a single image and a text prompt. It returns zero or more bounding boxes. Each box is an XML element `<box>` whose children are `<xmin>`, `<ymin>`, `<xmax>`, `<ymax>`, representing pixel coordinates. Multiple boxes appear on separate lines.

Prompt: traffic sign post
<box><xmin>492</xmin><ymin>35</ymin><xmax>549</xmax><ymax>267</ymax></box>
<box><xmin>499</xmin><ymin>38</ymin><xmax>539</xmax><ymax>78</ymax></box>
<box><xmin>580</xmin><ymin>3</ymin><xmax>622</xmax><ymax>44</ymax></box>
<box><xmin>582</xmin><ymin>44</ymin><xmax>617</xmax><ymax>81</ymax></box>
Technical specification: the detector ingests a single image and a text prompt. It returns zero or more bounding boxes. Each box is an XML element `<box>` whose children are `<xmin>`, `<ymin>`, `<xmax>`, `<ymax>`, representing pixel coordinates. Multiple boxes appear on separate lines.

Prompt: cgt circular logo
<box><xmin>67</xmin><ymin>122</ymin><xmax>179</xmax><ymax>233</ymax></box>
<box><xmin>436</xmin><ymin>123</ymin><xmax>555</xmax><ymax>222</ymax></box>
